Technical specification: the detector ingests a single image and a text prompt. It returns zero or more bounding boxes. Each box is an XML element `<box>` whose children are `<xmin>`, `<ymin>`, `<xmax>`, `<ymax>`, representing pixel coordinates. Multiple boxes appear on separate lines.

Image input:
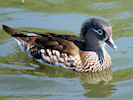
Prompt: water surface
<box><xmin>0</xmin><ymin>0</ymin><xmax>133</xmax><ymax>100</ymax></box>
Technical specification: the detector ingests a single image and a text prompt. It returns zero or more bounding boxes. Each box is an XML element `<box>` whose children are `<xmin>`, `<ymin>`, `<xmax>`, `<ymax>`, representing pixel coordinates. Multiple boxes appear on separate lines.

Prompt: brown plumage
<box><xmin>2</xmin><ymin>18</ymin><xmax>117</xmax><ymax>72</ymax></box>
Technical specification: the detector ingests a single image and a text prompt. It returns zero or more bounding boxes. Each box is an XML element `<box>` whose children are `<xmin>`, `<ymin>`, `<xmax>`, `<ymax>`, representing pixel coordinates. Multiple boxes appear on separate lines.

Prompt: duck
<box><xmin>2</xmin><ymin>17</ymin><xmax>117</xmax><ymax>72</ymax></box>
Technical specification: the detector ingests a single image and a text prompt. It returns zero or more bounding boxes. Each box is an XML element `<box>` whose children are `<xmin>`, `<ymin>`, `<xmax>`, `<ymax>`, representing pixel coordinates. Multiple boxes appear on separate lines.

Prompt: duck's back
<box><xmin>2</xmin><ymin>25</ymin><xmax>84</xmax><ymax>70</ymax></box>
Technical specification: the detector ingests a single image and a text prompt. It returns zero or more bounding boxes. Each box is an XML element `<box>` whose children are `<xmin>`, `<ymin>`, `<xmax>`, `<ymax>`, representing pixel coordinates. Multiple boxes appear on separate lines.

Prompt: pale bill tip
<box><xmin>113</xmin><ymin>45</ymin><xmax>118</xmax><ymax>50</ymax></box>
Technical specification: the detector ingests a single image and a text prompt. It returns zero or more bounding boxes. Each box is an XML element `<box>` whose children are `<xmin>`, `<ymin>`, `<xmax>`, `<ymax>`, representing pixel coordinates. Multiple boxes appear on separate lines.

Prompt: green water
<box><xmin>0</xmin><ymin>0</ymin><xmax>133</xmax><ymax>100</ymax></box>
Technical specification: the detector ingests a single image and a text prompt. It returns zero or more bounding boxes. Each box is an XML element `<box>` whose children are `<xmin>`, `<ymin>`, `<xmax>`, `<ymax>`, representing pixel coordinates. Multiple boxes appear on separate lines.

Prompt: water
<box><xmin>0</xmin><ymin>0</ymin><xmax>133</xmax><ymax>100</ymax></box>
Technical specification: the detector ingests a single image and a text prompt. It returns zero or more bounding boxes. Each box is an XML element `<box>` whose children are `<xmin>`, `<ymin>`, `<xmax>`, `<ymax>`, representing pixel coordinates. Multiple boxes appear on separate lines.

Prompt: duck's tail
<box><xmin>2</xmin><ymin>24</ymin><xmax>29</xmax><ymax>42</ymax></box>
<box><xmin>2</xmin><ymin>24</ymin><xmax>38</xmax><ymax>54</ymax></box>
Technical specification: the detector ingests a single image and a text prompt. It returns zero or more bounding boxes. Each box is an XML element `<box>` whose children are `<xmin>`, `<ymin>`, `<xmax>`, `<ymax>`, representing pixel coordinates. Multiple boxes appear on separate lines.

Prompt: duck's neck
<box><xmin>84</xmin><ymin>42</ymin><xmax>102</xmax><ymax>51</ymax></box>
<box><xmin>83</xmin><ymin>42</ymin><xmax>106</xmax><ymax>64</ymax></box>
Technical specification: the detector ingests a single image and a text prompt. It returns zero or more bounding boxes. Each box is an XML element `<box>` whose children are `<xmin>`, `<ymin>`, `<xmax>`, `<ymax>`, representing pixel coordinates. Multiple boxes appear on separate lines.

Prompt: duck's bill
<box><xmin>106</xmin><ymin>39</ymin><xmax>117</xmax><ymax>50</ymax></box>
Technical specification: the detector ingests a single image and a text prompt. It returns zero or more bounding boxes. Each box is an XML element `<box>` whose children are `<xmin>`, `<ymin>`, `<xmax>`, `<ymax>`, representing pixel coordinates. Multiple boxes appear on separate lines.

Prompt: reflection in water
<box><xmin>34</xmin><ymin>63</ymin><xmax>112</xmax><ymax>84</ymax></box>
<box><xmin>82</xmin><ymin>81</ymin><xmax>116</xmax><ymax>98</ymax></box>
<box><xmin>25</xmin><ymin>61</ymin><xmax>116</xmax><ymax>98</ymax></box>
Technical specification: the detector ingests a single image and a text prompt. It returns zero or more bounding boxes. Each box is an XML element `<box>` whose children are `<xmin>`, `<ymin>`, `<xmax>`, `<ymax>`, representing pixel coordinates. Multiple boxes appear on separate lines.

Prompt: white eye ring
<box><xmin>92</xmin><ymin>28</ymin><xmax>103</xmax><ymax>35</ymax></box>
<box><xmin>97</xmin><ymin>29</ymin><xmax>103</xmax><ymax>35</ymax></box>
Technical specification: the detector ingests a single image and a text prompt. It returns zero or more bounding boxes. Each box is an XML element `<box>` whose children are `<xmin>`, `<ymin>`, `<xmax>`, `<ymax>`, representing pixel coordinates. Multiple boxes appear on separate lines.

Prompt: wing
<box><xmin>20</xmin><ymin>30</ymin><xmax>84</xmax><ymax>42</ymax></box>
<box><xmin>2</xmin><ymin>25</ymin><xmax>83</xmax><ymax>69</ymax></box>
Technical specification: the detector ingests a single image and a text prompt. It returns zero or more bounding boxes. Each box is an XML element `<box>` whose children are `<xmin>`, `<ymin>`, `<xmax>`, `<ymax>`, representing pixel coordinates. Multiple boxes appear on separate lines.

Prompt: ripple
<box><xmin>91</xmin><ymin>2</ymin><xmax>121</xmax><ymax>10</ymax></box>
<box><xmin>115</xmin><ymin>12</ymin><xmax>131</xmax><ymax>19</ymax></box>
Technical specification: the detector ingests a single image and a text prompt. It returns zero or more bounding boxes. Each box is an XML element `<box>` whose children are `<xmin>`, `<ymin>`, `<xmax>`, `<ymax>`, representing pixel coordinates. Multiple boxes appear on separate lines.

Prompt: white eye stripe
<box><xmin>103</xmin><ymin>34</ymin><xmax>108</xmax><ymax>41</ymax></box>
<box><xmin>91</xmin><ymin>28</ymin><xmax>103</xmax><ymax>35</ymax></box>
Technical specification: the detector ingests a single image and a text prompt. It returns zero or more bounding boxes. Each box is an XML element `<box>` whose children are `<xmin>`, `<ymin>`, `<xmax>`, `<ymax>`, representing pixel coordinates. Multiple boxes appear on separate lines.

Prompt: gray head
<box><xmin>80</xmin><ymin>17</ymin><xmax>117</xmax><ymax>50</ymax></box>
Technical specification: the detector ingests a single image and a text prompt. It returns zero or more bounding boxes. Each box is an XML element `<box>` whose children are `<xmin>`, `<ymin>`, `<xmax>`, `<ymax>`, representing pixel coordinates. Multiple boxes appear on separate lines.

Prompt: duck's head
<box><xmin>80</xmin><ymin>18</ymin><xmax>117</xmax><ymax>50</ymax></box>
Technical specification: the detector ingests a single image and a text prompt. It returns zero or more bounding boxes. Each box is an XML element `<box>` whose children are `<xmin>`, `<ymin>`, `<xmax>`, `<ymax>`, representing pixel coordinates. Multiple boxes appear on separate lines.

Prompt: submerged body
<box><xmin>2</xmin><ymin>18</ymin><xmax>117</xmax><ymax>72</ymax></box>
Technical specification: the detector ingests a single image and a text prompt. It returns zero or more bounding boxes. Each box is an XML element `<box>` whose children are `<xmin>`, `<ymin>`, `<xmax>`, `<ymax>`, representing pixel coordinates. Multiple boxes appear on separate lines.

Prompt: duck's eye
<box><xmin>97</xmin><ymin>29</ymin><xmax>103</xmax><ymax>35</ymax></box>
<box><xmin>92</xmin><ymin>28</ymin><xmax>103</xmax><ymax>35</ymax></box>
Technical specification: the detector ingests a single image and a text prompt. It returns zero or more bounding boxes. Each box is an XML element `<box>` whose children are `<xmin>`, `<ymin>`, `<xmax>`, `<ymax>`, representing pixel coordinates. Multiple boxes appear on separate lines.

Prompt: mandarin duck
<box><xmin>2</xmin><ymin>18</ymin><xmax>117</xmax><ymax>72</ymax></box>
